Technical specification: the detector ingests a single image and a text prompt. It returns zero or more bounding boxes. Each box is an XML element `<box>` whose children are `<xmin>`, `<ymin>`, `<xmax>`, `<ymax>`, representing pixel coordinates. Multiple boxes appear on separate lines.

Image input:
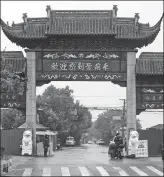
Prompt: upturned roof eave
<box><xmin>0</xmin><ymin>13</ymin><xmax>163</xmax><ymax>42</ymax></box>
<box><xmin>1</xmin><ymin>27</ymin><xmax>161</xmax><ymax>40</ymax></box>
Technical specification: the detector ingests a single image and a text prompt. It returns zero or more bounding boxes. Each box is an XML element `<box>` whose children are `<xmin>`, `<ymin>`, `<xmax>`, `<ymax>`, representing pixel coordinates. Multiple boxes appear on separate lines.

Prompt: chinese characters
<box><xmin>50</xmin><ymin>61</ymin><xmax>112</xmax><ymax>71</ymax></box>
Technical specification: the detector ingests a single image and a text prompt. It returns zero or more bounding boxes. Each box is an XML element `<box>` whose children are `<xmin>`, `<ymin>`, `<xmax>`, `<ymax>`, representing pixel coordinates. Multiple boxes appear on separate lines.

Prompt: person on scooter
<box><xmin>113</xmin><ymin>132</ymin><xmax>124</xmax><ymax>158</ymax></box>
<box><xmin>113</xmin><ymin>132</ymin><xmax>123</xmax><ymax>146</ymax></box>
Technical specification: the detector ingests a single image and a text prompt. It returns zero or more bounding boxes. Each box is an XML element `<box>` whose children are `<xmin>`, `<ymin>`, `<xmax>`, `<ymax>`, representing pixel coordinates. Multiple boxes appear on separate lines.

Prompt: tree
<box><xmin>1</xmin><ymin>57</ymin><xmax>26</xmax><ymax>96</ymax></box>
<box><xmin>1</xmin><ymin>109</ymin><xmax>25</xmax><ymax>129</ymax></box>
<box><xmin>87</xmin><ymin>121</ymin><xmax>102</xmax><ymax>141</ymax></box>
<box><xmin>36</xmin><ymin>85</ymin><xmax>92</xmax><ymax>145</ymax></box>
<box><xmin>69</xmin><ymin>102</ymin><xmax>92</xmax><ymax>145</ymax></box>
<box><xmin>89</xmin><ymin>110</ymin><xmax>142</xmax><ymax>145</ymax></box>
<box><xmin>0</xmin><ymin>56</ymin><xmax>27</xmax><ymax>129</ymax></box>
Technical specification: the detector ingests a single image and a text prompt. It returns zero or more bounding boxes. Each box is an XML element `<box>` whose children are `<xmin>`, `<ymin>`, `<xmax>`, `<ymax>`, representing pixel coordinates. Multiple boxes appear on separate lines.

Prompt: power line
<box><xmin>73</xmin><ymin>96</ymin><xmax>126</xmax><ymax>98</ymax></box>
<box><xmin>40</xmin><ymin>104</ymin><xmax>163</xmax><ymax>112</ymax></box>
<box><xmin>40</xmin><ymin>95</ymin><xmax>126</xmax><ymax>98</ymax></box>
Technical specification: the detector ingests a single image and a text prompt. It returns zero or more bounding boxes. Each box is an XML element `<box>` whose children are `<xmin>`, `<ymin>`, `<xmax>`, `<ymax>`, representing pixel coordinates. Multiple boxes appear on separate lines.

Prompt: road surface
<box><xmin>5</xmin><ymin>144</ymin><xmax>163</xmax><ymax>176</ymax></box>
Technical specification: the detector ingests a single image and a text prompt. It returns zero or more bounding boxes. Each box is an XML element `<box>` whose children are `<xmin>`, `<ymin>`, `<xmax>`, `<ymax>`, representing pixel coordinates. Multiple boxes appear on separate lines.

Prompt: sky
<box><xmin>1</xmin><ymin>1</ymin><xmax>163</xmax><ymax>129</ymax></box>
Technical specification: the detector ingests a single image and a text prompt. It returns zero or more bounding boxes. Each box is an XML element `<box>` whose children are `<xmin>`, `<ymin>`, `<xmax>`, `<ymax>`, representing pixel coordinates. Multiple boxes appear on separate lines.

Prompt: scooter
<box><xmin>114</xmin><ymin>146</ymin><xmax>124</xmax><ymax>159</ymax></box>
<box><xmin>109</xmin><ymin>143</ymin><xmax>124</xmax><ymax>160</ymax></box>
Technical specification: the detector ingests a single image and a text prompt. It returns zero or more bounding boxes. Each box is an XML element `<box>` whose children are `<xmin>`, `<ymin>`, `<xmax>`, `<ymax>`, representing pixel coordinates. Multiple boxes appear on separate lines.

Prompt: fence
<box><xmin>1</xmin><ymin>129</ymin><xmax>24</xmax><ymax>155</ymax></box>
<box><xmin>138</xmin><ymin>129</ymin><xmax>163</xmax><ymax>156</ymax></box>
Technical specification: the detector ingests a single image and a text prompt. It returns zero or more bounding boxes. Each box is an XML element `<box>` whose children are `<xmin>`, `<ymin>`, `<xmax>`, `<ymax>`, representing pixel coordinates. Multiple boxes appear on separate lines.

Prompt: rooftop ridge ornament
<box><xmin>22</xmin><ymin>13</ymin><xmax>28</xmax><ymax>23</ymax></box>
<box><xmin>135</xmin><ymin>13</ymin><xmax>140</xmax><ymax>25</ymax></box>
<box><xmin>113</xmin><ymin>5</ymin><xmax>118</xmax><ymax>18</ymax></box>
<box><xmin>46</xmin><ymin>5</ymin><xmax>51</xmax><ymax>18</ymax></box>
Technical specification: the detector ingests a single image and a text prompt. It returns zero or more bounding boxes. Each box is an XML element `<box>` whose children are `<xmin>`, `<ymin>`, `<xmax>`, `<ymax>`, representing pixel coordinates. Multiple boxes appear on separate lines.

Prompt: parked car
<box><xmin>88</xmin><ymin>141</ymin><xmax>93</xmax><ymax>144</ymax></box>
<box><xmin>97</xmin><ymin>139</ymin><xmax>105</xmax><ymax>145</ymax></box>
<box><xmin>66</xmin><ymin>136</ymin><xmax>75</xmax><ymax>146</ymax></box>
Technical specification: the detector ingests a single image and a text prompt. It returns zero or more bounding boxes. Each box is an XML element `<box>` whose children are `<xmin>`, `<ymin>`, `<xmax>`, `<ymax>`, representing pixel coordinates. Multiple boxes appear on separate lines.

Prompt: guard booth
<box><xmin>36</xmin><ymin>130</ymin><xmax>57</xmax><ymax>156</ymax></box>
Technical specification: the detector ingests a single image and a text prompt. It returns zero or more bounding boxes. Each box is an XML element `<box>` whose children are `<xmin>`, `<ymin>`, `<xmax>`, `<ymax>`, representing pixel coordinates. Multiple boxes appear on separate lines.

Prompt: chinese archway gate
<box><xmin>1</xmin><ymin>5</ymin><xmax>163</xmax><ymax>155</ymax></box>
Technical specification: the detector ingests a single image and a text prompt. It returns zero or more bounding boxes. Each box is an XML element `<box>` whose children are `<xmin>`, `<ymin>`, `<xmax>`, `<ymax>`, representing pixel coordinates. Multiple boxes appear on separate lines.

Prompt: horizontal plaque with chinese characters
<box><xmin>0</xmin><ymin>92</ymin><xmax>26</xmax><ymax>102</ymax></box>
<box><xmin>36</xmin><ymin>51</ymin><xmax>127</xmax><ymax>81</ymax></box>
<box><xmin>136</xmin><ymin>85</ymin><xmax>164</xmax><ymax>109</ymax></box>
<box><xmin>0</xmin><ymin>91</ymin><xmax>26</xmax><ymax>109</ymax></box>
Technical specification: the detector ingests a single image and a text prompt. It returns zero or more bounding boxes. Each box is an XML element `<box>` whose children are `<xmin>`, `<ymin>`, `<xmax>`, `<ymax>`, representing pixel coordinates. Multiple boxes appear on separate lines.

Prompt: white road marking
<box><xmin>22</xmin><ymin>168</ymin><xmax>33</xmax><ymax>176</ymax></box>
<box><xmin>146</xmin><ymin>166</ymin><xmax>163</xmax><ymax>176</ymax></box>
<box><xmin>113</xmin><ymin>167</ymin><xmax>129</xmax><ymax>176</ymax></box>
<box><xmin>42</xmin><ymin>167</ymin><xmax>51</xmax><ymax>176</ymax></box>
<box><xmin>96</xmin><ymin>166</ymin><xmax>110</xmax><ymax>176</ymax></box>
<box><xmin>61</xmin><ymin>167</ymin><xmax>70</xmax><ymax>176</ymax></box>
<box><xmin>78</xmin><ymin>167</ymin><xmax>90</xmax><ymax>176</ymax></box>
<box><xmin>130</xmin><ymin>166</ymin><xmax>148</xmax><ymax>176</ymax></box>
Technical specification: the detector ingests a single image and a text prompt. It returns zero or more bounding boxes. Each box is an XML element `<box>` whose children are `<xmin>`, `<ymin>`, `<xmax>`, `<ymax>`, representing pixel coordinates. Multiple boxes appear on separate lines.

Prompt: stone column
<box><xmin>26</xmin><ymin>51</ymin><xmax>37</xmax><ymax>156</ymax></box>
<box><xmin>126</xmin><ymin>52</ymin><xmax>137</xmax><ymax>151</ymax></box>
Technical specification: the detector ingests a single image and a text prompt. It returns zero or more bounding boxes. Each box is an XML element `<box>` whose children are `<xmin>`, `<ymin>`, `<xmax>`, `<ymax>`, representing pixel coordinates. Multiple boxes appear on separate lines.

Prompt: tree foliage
<box><xmin>1</xmin><ymin>58</ymin><xmax>26</xmax><ymax>95</ymax></box>
<box><xmin>1</xmin><ymin>109</ymin><xmax>25</xmax><ymax>129</ymax></box>
<box><xmin>37</xmin><ymin>85</ymin><xmax>92</xmax><ymax>145</ymax></box>
<box><xmin>87</xmin><ymin>110</ymin><xmax>142</xmax><ymax>145</ymax></box>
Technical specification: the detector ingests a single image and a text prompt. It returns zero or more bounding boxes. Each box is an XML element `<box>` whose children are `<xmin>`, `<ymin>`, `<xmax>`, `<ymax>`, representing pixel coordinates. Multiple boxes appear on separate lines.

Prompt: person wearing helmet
<box><xmin>112</xmin><ymin>131</ymin><xmax>124</xmax><ymax>158</ymax></box>
<box><xmin>113</xmin><ymin>132</ymin><xmax>123</xmax><ymax>147</ymax></box>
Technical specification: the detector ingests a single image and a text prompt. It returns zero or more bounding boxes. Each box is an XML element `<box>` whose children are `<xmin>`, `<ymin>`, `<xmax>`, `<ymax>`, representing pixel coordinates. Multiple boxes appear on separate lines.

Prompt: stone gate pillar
<box><xmin>126</xmin><ymin>51</ymin><xmax>137</xmax><ymax>145</ymax></box>
<box><xmin>26</xmin><ymin>51</ymin><xmax>37</xmax><ymax>156</ymax></box>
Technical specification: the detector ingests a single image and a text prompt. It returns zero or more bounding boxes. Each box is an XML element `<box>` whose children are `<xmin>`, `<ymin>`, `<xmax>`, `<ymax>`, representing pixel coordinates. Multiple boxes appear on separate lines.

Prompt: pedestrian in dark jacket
<box><xmin>43</xmin><ymin>135</ymin><xmax>49</xmax><ymax>157</ymax></box>
<box><xmin>158</xmin><ymin>142</ymin><xmax>164</xmax><ymax>160</ymax></box>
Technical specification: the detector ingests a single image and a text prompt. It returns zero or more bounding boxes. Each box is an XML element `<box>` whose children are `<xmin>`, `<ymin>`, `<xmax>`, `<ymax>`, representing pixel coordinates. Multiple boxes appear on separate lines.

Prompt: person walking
<box><xmin>43</xmin><ymin>135</ymin><xmax>49</xmax><ymax>157</ymax></box>
<box><xmin>20</xmin><ymin>140</ymin><xmax>22</xmax><ymax>155</ymax></box>
<box><xmin>158</xmin><ymin>141</ymin><xmax>164</xmax><ymax>161</ymax></box>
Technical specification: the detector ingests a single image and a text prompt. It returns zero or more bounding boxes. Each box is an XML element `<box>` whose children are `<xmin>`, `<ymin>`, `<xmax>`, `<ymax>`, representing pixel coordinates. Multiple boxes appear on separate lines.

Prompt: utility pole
<box><xmin>119</xmin><ymin>99</ymin><xmax>126</xmax><ymax>137</ymax></box>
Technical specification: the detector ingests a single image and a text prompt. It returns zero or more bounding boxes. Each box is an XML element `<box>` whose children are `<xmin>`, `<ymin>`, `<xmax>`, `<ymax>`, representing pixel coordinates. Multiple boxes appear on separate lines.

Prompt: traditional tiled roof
<box><xmin>136</xmin><ymin>52</ymin><xmax>163</xmax><ymax>75</ymax></box>
<box><xmin>1</xmin><ymin>51</ymin><xmax>26</xmax><ymax>73</ymax></box>
<box><xmin>18</xmin><ymin>122</ymin><xmax>49</xmax><ymax>130</ymax></box>
<box><xmin>0</xmin><ymin>6</ymin><xmax>163</xmax><ymax>49</ymax></box>
<box><xmin>47</xmin><ymin>11</ymin><xmax>115</xmax><ymax>35</ymax></box>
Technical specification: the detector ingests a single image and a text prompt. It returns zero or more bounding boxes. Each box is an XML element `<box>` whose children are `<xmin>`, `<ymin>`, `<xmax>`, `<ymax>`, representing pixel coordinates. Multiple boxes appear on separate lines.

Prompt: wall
<box><xmin>1</xmin><ymin>129</ymin><xmax>24</xmax><ymax>155</ymax></box>
<box><xmin>138</xmin><ymin>129</ymin><xmax>163</xmax><ymax>156</ymax></box>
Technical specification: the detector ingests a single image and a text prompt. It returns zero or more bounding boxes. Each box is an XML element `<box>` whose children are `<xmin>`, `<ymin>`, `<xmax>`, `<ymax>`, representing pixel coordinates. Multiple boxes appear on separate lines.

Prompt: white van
<box><xmin>66</xmin><ymin>136</ymin><xmax>75</xmax><ymax>146</ymax></box>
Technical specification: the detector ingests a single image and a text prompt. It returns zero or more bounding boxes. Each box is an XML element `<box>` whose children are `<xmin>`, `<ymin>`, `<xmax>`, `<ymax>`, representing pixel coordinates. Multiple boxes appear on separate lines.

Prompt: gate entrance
<box><xmin>1</xmin><ymin>5</ymin><xmax>163</xmax><ymax>155</ymax></box>
<box><xmin>26</xmin><ymin>49</ymin><xmax>136</xmax><ymax>155</ymax></box>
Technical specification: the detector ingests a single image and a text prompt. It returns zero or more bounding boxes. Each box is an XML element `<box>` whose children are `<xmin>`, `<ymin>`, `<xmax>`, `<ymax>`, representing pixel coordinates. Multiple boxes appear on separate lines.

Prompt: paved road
<box><xmin>5</xmin><ymin>144</ymin><xmax>163</xmax><ymax>176</ymax></box>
